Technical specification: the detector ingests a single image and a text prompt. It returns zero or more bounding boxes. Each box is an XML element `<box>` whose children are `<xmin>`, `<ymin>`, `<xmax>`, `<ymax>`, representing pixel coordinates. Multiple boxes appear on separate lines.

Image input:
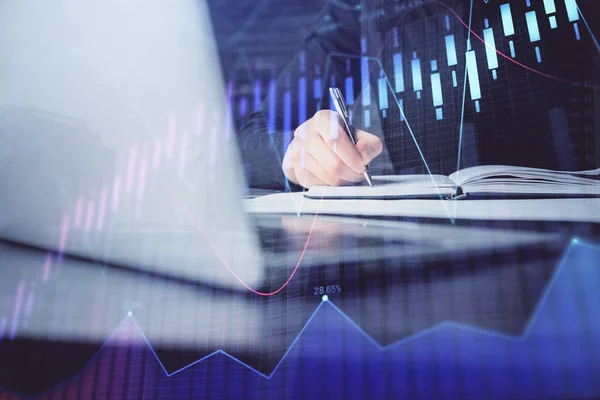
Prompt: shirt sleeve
<box><xmin>235</xmin><ymin>1</ymin><xmax>361</xmax><ymax>190</ymax></box>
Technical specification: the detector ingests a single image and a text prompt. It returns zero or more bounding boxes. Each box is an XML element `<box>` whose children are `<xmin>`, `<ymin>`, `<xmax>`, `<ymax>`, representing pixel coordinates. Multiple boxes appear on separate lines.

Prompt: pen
<box><xmin>329</xmin><ymin>87</ymin><xmax>373</xmax><ymax>187</ymax></box>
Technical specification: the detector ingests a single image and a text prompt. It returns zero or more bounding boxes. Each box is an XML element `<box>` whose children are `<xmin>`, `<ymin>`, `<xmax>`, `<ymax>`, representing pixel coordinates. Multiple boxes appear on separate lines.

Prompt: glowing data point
<box><xmin>128</xmin><ymin>311</ymin><xmax>132</xmax><ymax>316</ymax></box>
<box><xmin>322</xmin><ymin>295</ymin><xmax>329</xmax><ymax>302</ymax></box>
<box><xmin>572</xmin><ymin>237</ymin><xmax>579</xmax><ymax>244</ymax></box>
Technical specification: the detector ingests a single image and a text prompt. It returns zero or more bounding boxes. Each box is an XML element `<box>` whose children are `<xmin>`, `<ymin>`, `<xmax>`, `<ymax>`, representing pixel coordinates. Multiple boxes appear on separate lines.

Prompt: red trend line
<box><xmin>435</xmin><ymin>0</ymin><xmax>598</xmax><ymax>88</ymax></box>
<box><xmin>179</xmin><ymin>191</ymin><xmax>325</xmax><ymax>297</ymax></box>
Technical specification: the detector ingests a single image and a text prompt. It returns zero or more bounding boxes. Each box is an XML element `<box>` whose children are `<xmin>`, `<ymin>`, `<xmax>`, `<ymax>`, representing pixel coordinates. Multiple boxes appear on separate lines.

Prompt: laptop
<box><xmin>0</xmin><ymin>0</ymin><xmax>264</xmax><ymax>289</ymax></box>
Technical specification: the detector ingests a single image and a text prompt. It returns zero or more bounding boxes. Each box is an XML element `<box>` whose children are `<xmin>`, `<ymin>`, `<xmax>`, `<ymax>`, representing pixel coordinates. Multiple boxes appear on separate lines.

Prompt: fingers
<box><xmin>310</xmin><ymin>110</ymin><xmax>366</xmax><ymax>175</ymax></box>
<box><xmin>284</xmin><ymin>138</ymin><xmax>346</xmax><ymax>187</ymax></box>
<box><xmin>305</xmin><ymin>135</ymin><xmax>364</xmax><ymax>183</ymax></box>
<box><xmin>293</xmin><ymin>167</ymin><xmax>325</xmax><ymax>188</ymax></box>
<box><xmin>355</xmin><ymin>128</ymin><xmax>384</xmax><ymax>164</ymax></box>
<box><xmin>283</xmin><ymin>110</ymin><xmax>384</xmax><ymax>189</ymax></box>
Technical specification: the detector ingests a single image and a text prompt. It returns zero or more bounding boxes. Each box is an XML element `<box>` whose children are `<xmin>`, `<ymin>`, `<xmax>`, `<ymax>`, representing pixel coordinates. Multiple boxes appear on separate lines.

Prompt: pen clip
<box><xmin>329</xmin><ymin>87</ymin><xmax>349</xmax><ymax>120</ymax></box>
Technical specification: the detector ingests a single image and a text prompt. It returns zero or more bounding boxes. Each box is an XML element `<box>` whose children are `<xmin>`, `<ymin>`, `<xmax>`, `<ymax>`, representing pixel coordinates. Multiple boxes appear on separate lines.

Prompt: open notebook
<box><xmin>305</xmin><ymin>165</ymin><xmax>600</xmax><ymax>200</ymax></box>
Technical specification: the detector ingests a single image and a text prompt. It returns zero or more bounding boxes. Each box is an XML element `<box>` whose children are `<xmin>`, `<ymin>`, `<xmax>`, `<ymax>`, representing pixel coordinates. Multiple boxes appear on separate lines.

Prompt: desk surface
<box><xmin>0</xmin><ymin>212</ymin><xmax>599</xmax><ymax>398</ymax></box>
<box><xmin>246</xmin><ymin>192</ymin><xmax>600</xmax><ymax>223</ymax></box>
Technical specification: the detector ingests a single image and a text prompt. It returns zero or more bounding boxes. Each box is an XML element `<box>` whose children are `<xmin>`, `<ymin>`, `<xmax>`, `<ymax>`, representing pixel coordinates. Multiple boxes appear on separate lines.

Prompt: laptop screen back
<box><xmin>0</xmin><ymin>0</ymin><xmax>264</xmax><ymax>289</ymax></box>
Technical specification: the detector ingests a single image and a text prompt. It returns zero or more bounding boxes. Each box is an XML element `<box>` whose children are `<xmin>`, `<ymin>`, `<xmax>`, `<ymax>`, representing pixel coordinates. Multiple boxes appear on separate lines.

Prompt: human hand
<box><xmin>281</xmin><ymin>110</ymin><xmax>383</xmax><ymax>188</ymax></box>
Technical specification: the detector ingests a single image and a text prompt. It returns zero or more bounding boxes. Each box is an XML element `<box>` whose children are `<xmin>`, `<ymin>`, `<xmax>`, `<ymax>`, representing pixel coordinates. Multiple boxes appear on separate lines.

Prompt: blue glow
<box><xmin>509</xmin><ymin>40</ymin><xmax>516</xmax><ymax>57</ymax></box>
<box><xmin>361</xmin><ymin>37</ymin><xmax>367</xmax><ymax>53</ymax></box>
<box><xmin>313</xmin><ymin>78</ymin><xmax>321</xmax><ymax>99</ymax></box>
<box><xmin>298</xmin><ymin>77</ymin><xmax>306</xmax><ymax>124</ymax></box>
<box><xmin>564</xmin><ymin>0</ymin><xmax>580</xmax><ymax>22</ymax></box>
<box><xmin>574</xmin><ymin>22</ymin><xmax>581</xmax><ymax>40</ymax></box>
<box><xmin>500</xmin><ymin>3</ymin><xmax>515</xmax><ymax>36</ymax></box>
<box><xmin>452</xmin><ymin>70</ymin><xmax>458</xmax><ymax>87</ymax></box>
<box><xmin>544</xmin><ymin>0</ymin><xmax>556</xmax><ymax>14</ymax></box>
<box><xmin>526</xmin><ymin>11</ymin><xmax>541</xmax><ymax>42</ymax></box>
<box><xmin>239</xmin><ymin>97</ymin><xmax>247</xmax><ymax>116</ymax></box>
<box><xmin>436</xmin><ymin>108</ymin><xmax>443</xmax><ymax>120</ymax></box>
<box><xmin>416</xmin><ymin>91</ymin><xmax>421</xmax><ymax>99</ymax></box>
<box><xmin>393</xmin><ymin>27</ymin><xmax>399</xmax><ymax>47</ymax></box>
<box><xmin>475</xmin><ymin>100</ymin><xmax>480</xmax><ymax>113</ymax></box>
<box><xmin>484</xmin><ymin>18</ymin><xmax>489</xmax><ymax>29</ymax></box>
<box><xmin>411</xmin><ymin>58</ymin><xmax>423</xmax><ymax>92</ymax></box>
<box><xmin>465</xmin><ymin>51</ymin><xmax>481</xmax><ymax>100</ymax></box>
<box><xmin>345</xmin><ymin>77</ymin><xmax>354</xmax><ymax>105</ymax></box>
<box><xmin>254</xmin><ymin>80</ymin><xmax>261</xmax><ymax>111</ymax></box>
<box><xmin>535</xmin><ymin>46</ymin><xmax>542</xmax><ymax>62</ymax></box>
<box><xmin>431</xmin><ymin>59</ymin><xmax>437</xmax><ymax>71</ymax></box>
<box><xmin>445</xmin><ymin>35</ymin><xmax>458</xmax><ymax>66</ymax></box>
<box><xmin>363</xmin><ymin>109</ymin><xmax>371</xmax><ymax>128</ymax></box>
<box><xmin>430</xmin><ymin>73</ymin><xmax>443</xmax><ymax>107</ymax></box>
<box><xmin>483</xmin><ymin>28</ymin><xmax>499</xmax><ymax>69</ymax></box>
<box><xmin>393</xmin><ymin>53</ymin><xmax>404</xmax><ymax>92</ymax></box>
<box><xmin>525</xmin><ymin>0</ymin><xmax>531</xmax><ymax>6</ymax></box>
<box><xmin>322</xmin><ymin>295</ymin><xmax>328</xmax><ymax>302</ymax></box>
<box><xmin>361</xmin><ymin>57</ymin><xmax>371</xmax><ymax>106</ymax></box>
<box><xmin>492</xmin><ymin>69</ymin><xmax>497</xmax><ymax>80</ymax></box>
<box><xmin>11</xmin><ymin>238</ymin><xmax>599</xmax><ymax>399</ymax></box>
<box><xmin>268</xmin><ymin>79</ymin><xmax>276</xmax><ymax>133</ymax></box>
<box><xmin>283</xmin><ymin>91</ymin><xmax>291</xmax><ymax>150</ymax></box>
<box><xmin>549</xmin><ymin>15</ymin><xmax>558</xmax><ymax>29</ymax></box>
<box><xmin>378</xmin><ymin>78</ymin><xmax>388</xmax><ymax>110</ymax></box>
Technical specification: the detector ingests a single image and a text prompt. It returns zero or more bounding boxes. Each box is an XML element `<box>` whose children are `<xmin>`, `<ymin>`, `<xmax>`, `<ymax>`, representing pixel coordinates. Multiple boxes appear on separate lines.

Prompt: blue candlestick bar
<box><xmin>239</xmin><ymin>97</ymin><xmax>247</xmax><ymax>116</ymax></box>
<box><xmin>330</xmin><ymin>77</ymin><xmax>336</xmax><ymax>111</ymax></box>
<box><xmin>483</xmin><ymin>27</ymin><xmax>499</xmax><ymax>69</ymax></box>
<box><xmin>364</xmin><ymin>110</ymin><xmax>371</xmax><ymax>128</ymax></box>
<box><xmin>393</xmin><ymin>53</ymin><xmax>404</xmax><ymax>92</ymax></box>
<box><xmin>500</xmin><ymin>3</ymin><xmax>515</xmax><ymax>36</ymax></box>
<box><xmin>298</xmin><ymin>77</ymin><xmax>306</xmax><ymax>125</ymax></box>
<box><xmin>543</xmin><ymin>0</ymin><xmax>556</xmax><ymax>14</ymax></box>
<box><xmin>564</xmin><ymin>0</ymin><xmax>579</xmax><ymax>22</ymax></box>
<box><xmin>445</xmin><ymin>35</ymin><xmax>458</xmax><ymax>66</ymax></box>
<box><xmin>465</xmin><ymin>50</ymin><xmax>481</xmax><ymax>101</ymax></box>
<box><xmin>254</xmin><ymin>80</ymin><xmax>261</xmax><ymax>111</ymax></box>
<box><xmin>345</xmin><ymin>77</ymin><xmax>354</xmax><ymax>105</ymax></box>
<box><xmin>399</xmin><ymin>99</ymin><xmax>404</xmax><ymax>121</ymax></box>
<box><xmin>411</xmin><ymin>57</ymin><xmax>422</xmax><ymax>95</ymax></box>
<box><xmin>283</xmin><ymin>91</ymin><xmax>291</xmax><ymax>151</ymax></box>
<box><xmin>268</xmin><ymin>79</ymin><xmax>276</xmax><ymax>133</ymax></box>
<box><xmin>526</xmin><ymin>11</ymin><xmax>541</xmax><ymax>42</ymax></box>
<box><xmin>431</xmin><ymin>73</ymin><xmax>443</xmax><ymax>107</ymax></box>
<box><xmin>361</xmin><ymin>57</ymin><xmax>371</xmax><ymax>106</ymax></box>
<box><xmin>313</xmin><ymin>78</ymin><xmax>321</xmax><ymax>100</ymax></box>
<box><xmin>378</xmin><ymin>77</ymin><xmax>388</xmax><ymax>110</ymax></box>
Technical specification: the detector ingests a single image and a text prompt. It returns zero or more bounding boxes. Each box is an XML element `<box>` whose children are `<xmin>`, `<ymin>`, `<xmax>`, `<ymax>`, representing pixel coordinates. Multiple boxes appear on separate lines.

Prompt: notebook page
<box><xmin>449</xmin><ymin>165</ymin><xmax>600</xmax><ymax>187</ymax></box>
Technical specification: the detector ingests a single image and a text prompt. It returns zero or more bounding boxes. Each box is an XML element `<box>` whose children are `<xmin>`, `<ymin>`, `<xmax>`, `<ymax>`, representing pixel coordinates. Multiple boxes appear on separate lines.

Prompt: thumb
<box><xmin>355</xmin><ymin>129</ymin><xmax>383</xmax><ymax>164</ymax></box>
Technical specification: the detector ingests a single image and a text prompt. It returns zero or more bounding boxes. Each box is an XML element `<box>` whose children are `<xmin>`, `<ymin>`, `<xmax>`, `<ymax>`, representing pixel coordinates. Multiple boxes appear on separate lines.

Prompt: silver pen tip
<box><xmin>364</xmin><ymin>171</ymin><xmax>373</xmax><ymax>187</ymax></box>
